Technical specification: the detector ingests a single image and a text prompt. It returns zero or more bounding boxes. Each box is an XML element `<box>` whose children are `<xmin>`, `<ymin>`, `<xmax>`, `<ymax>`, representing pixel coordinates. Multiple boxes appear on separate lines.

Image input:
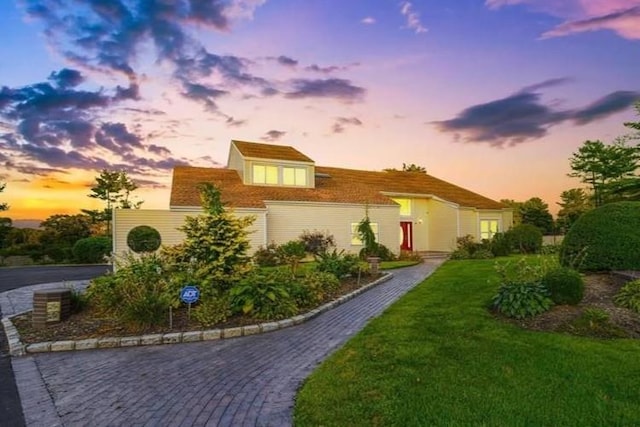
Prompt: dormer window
<box><xmin>283</xmin><ymin>167</ymin><xmax>307</xmax><ymax>186</ymax></box>
<box><xmin>253</xmin><ymin>164</ymin><xmax>278</xmax><ymax>184</ymax></box>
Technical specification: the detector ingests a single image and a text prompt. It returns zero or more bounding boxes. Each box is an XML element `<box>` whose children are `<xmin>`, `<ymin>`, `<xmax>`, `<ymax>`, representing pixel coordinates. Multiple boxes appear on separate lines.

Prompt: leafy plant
<box><xmin>613</xmin><ymin>279</ymin><xmax>640</xmax><ymax>313</ymax></box>
<box><xmin>192</xmin><ymin>292</ymin><xmax>232</xmax><ymax>327</ymax></box>
<box><xmin>253</xmin><ymin>242</ymin><xmax>281</xmax><ymax>267</ymax></box>
<box><xmin>277</xmin><ymin>240</ymin><xmax>307</xmax><ymax>276</ymax></box>
<box><xmin>506</xmin><ymin>224</ymin><xmax>543</xmax><ymax>254</ymax></box>
<box><xmin>291</xmin><ymin>271</ymin><xmax>341</xmax><ymax>307</ymax></box>
<box><xmin>568</xmin><ymin>308</ymin><xmax>627</xmax><ymax>338</ymax></box>
<box><xmin>489</xmin><ymin>232</ymin><xmax>512</xmax><ymax>257</ymax></box>
<box><xmin>72</xmin><ymin>236</ymin><xmax>112</xmax><ymax>264</ymax></box>
<box><xmin>492</xmin><ymin>281</ymin><xmax>553</xmax><ymax>319</ymax></box>
<box><xmin>315</xmin><ymin>249</ymin><xmax>360</xmax><ymax>279</ymax></box>
<box><xmin>229</xmin><ymin>270</ymin><xmax>298</xmax><ymax>320</ymax></box>
<box><xmin>541</xmin><ymin>267</ymin><xmax>584</xmax><ymax>305</ymax></box>
<box><xmin>471</xmin><ymin>248</ymin><xmax>494</xmax><ymax>259</ymax></box>
<box><xmin>126</xmin><ymin>225</ymin><xmax>162</xmax><ymax>253</ymax></box>
<box><xmin>299</xmin><ymin>230</ymin><xmax>336</xmax><ymax>255</ymax></box>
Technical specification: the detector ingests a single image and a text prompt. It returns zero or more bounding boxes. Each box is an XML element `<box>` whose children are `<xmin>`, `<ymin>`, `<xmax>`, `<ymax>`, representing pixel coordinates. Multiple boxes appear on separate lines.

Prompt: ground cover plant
<box><xmin>294</xmin><ymin>257</ymin><xmax>640</xmax><ymax>426</ymax></box>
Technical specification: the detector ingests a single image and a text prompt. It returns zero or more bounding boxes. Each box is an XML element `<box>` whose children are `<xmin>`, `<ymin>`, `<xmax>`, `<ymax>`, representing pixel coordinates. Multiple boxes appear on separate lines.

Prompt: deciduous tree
<box><xmin>556</xmin><ymin>188</ymin><xmax>593</xmax><ymax>233</ymax></box>
<box><xmin>0</xmin><ymin>182</ymin><xmax>8</xmax><ymax>211</ymax></box>
<box><xmin>520</xmin><ymin>197</ymin><xmax>554</xmax><ymax>234</ymax></box>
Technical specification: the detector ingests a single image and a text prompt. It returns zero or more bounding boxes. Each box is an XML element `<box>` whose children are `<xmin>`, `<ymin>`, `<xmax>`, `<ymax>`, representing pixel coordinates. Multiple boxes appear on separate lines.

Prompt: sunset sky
<box><xmin>1</xmin><ymin>0</ymin><xmax>639</xmax><ymax>220</ymax></box>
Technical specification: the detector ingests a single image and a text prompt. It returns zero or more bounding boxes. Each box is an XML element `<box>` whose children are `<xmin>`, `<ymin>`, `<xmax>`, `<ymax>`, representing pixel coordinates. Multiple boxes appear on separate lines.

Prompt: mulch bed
<box><xmin>501</xmin><ymin>274</ymin><xmax>640</xmax><ymax>339</ymax></box>
<box><xmin>11</xmin><ymin>274</ymin><xmax>381</xmax><ymax>344</ymax></box>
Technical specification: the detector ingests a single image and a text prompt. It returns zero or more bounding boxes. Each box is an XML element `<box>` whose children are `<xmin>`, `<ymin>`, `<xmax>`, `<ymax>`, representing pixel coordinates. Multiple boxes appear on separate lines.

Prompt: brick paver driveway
<box><xmin>14</xmin><ymin>259</ymin><xmax>443</xmax><ymax>426</ymax></box>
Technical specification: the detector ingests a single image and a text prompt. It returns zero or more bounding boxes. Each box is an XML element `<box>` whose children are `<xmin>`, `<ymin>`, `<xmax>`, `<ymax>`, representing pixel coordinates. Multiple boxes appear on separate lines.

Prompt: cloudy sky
<box><xmin>1</xmin><ymin>0</ymin><xmax>639</xmax><ymax>219</ymax></box>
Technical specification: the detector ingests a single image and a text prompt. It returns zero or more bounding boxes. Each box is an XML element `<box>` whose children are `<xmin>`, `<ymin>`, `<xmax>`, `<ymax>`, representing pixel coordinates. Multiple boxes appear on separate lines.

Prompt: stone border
<box><xmin>2</xmin><ymin>273</ymin><xmax>393</xmax><ymax>356</ymax></box>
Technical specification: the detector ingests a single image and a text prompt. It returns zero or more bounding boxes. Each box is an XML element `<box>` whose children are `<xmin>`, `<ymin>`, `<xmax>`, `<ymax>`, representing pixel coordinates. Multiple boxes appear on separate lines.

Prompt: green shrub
<box><xmin>569</xmin><ymin>308</ymin><xmax>627</xmax><ymax>338</ymax></box>
<box><xmin>540</xmin><ymin>244</ymin><xmax>561</xmax><ymax>255</ymax></box>
<box><xmin>72</xmin><ymin>237</ymin><xmax>111</xmax><ymax>264</ymax></box>
<box><xmin>315</xmin><ymin>249</ymin><xmax>360</xmax><ymax>279</ymax></box>
<box><xmin>492</xmin><ymin>281</ymin><xmax>553</xmax><ymax>319</ymax></box>
<box><xmin>507</xmin><ymin>224</ymin><xmax>543</xmax><ymax>254</ymax></box>
<box><xmin>229</xmin><ymin>270</ymin><xmax>298</xmax><ymax>320</ymax></box>
<box><xmin>560</xmin><ymin>202</ymin><xmax>640</xmax><ymax>271</ymax></box>
<box><xmin>471</xmin><ymin>248</ymin><xmax>494</xmax><ymax>259</ymax></box>
<box><xmin>277</xmin><ymin>240</ymin><xmax>307</xmax><ymax>276</ymax></box>
<box><xmin>192</xmin><ymin>292</ymin><xmax>231</xmax><ymax>327</ymax></box>
<box><xmin>126</xmin><ymin>225</ymin><xmax>162</xmax><ymax>253</ymax></box>
<box><xmin>613</xmin><ymin>279</ymin><xmax>640</xmax><ymax>313</ymax></box>
<box><xmin>253</xmin><ymin>242</ymin><xmax>281</xmax><ymax>267</ymax></box>
<box><xmin>291</xmin><ymin>271</ymin><xmax>341</xmax><ymax>307</ymax></box>
<box><xmin>490</xmin><ymin>232</ymin><xmax>512</xmax><ymax>257</ymax></box>
<box><xmin>450</xmin><ymin>248</ymin><xmax>470</xmax><ymax>260</ymax></box>
<box><xmin>67</xmin><ymin>286</ymin><xmax>88</xmax><ymax>314</ymax></box>
<box><xmin>451</xmin><ymin>235</ymin><xmax>494</xmax><ymax>259</ymax></box>
<box><xmin>299</xmin><ymin>230</ymin><xmax>335</xmax><ymax>255</ymax></box>
<box><xmin>44</xmin><ymin>244</ymin><xmax>72</xmax><ymax>263</ymax></box>
<box><xmin>541</xmin><ymin>267</ymin><xmax>584</xmax><ymax>305</ymax></box>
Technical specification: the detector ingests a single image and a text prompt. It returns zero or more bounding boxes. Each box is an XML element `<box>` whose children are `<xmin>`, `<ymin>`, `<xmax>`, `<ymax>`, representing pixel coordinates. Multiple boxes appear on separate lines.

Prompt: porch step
<box><xmin>417</xmin><ymin>251</ymin><xmax>451</xmax><ymax>259</ymax></box>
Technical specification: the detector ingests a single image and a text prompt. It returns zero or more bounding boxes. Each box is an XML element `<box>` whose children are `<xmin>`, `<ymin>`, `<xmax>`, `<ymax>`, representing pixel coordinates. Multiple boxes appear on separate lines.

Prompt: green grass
<box><xmin>294</xmin><ymin>258</ymin><xmax>640</xmax><ymax>426</ymax></box>
<box><xmin>380</xmin><ymin>260</ymin><xmax>421</xmax><ymax>270</ymax></box>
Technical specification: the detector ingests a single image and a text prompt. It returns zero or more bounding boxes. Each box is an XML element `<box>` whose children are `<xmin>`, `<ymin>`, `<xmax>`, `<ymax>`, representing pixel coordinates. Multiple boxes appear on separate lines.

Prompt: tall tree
<box><xmin>83</xmin><ymin>170</ymin><xmax>143</xmax><ymax>234</ymax></box>
<box><xmin>384</xmin><ymin>163</ymin><xmax>427</xmax><ymax>173</ymax></box>
<box><xmin>40</xmin><ymin>214</ymin><xmax>93</xmax><ymax>246</ymax></box>
<box><xmin>568</xmin><ymin>139</ymin><xmax>639</xmax><ymax>207</ymax></box>
<box><xmin>0</xmin><ymin>182</ymin><xmax>8</xmax><ymax>211</ymax></box>
<box><xmin>556</xmin><ymin>188</ymin><xmax>593</xmax><ymax>233</ymax></box>
<box><xmin>520</xmin><ymin>197</ymin><xmax>554</xmax><ymax>234</ymax></box>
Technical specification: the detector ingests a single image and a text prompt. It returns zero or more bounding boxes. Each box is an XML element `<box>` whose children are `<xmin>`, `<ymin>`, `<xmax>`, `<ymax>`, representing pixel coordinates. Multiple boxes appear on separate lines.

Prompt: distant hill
<box><xmin>11</xmin><ymin>219</ymin><xmax>42</xmax><ymax>229</ymax></box>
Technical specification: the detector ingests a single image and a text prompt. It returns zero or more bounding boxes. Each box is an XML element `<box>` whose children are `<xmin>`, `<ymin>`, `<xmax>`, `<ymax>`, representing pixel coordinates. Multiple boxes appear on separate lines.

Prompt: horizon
<box><xmin>1</xmin><ymin>0</ymin><xmax>639</xmax><ymax>220</ymax></box>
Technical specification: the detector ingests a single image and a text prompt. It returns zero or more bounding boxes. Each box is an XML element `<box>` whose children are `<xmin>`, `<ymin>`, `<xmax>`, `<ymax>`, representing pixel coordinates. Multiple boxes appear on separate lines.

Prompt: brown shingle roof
<box><xmin>170</xmin><ymin>165</ymin><xmax>505</xmax><ymax>210</ymax></box>
<box><xmin>232</xmin><ymin>140</ymin><xmax>314</xmax><ymax>163</ymax></box>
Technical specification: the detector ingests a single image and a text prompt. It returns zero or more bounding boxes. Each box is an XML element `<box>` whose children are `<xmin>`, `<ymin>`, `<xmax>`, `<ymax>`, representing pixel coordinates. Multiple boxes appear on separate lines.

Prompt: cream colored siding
<box><xmin>427</xmin><ymin>199</ymin><xmax>459</xmax><ymax>251</ymax></box>
<box><xmin>227</xmin><ymin>144</ymin><xmax>245</xmax><ymax>180</ymax></box>
<box><xmin>264</xmin><ymin>202</ymin><xmax>400</xmax><ymax>254</ymax></box>
<box><xmin>501</xmin><ymin>210</ymin><xmax>514</xmax><ymax>231</ymax></box>
<box><xmin>113</xmin><ymin>208</ymin><xmax>266</xmax><ymax>257</ymax></box>
<box><xmin>407</xmin><ymin>198</ymin><xmax>429</xmax><ymax>251</ymax></box>
<box><xmin>458</xmin><ymin>208</ymin><xmax>478</xmax><ymax>239</ymax></box>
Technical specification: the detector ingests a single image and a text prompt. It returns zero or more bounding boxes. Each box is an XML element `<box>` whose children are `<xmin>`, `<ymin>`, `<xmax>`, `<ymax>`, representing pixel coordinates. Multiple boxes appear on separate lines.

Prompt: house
<box><xmin>112</xmin><ymin>140</ymin><xmax>513</xmax><ymax>256</ymax></box>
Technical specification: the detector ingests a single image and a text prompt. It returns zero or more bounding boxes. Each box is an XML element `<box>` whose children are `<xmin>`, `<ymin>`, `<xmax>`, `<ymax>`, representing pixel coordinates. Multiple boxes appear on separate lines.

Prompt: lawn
<box><xmin>294</xmin><ymin>257</ymin><xmax>640</xmax><ymax>426</ymax></box>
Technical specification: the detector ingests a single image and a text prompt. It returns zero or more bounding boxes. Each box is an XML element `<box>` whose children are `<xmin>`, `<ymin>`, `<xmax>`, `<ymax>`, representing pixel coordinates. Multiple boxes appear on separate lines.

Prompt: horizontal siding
<box><xmin>458</xmin><ymin>208</ymin><xmax>478</xmax><ymax>240</ymax></box>
<box><xmin>113</xmin><ymin>209</ymin><xmax>266</xmax><ymax>257</ymax></box>
<box><xmin>427</xmin><ymin>200</ymin><xmax>458</xmax><ymax>252</ymax></box>
<box><xmin>265</xmin><ymin>202</ymin><xmax>400</xmax><ymax>255</ymax></box>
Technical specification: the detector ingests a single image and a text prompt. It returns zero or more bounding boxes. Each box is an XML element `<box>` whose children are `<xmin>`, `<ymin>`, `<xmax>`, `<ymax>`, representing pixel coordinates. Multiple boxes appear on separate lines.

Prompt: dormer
<box><xmin>227</xmin><ymin>140</ymin><xmax>316</xmax><ymax>188</ymax></box>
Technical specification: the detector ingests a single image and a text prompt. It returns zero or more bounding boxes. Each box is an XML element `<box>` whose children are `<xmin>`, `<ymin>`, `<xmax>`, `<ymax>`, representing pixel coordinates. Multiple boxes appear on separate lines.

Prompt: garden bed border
<box><xmin>2</xmin><ymin>273</ymin><xmax>393</xmax><ymax>356</ymax></box>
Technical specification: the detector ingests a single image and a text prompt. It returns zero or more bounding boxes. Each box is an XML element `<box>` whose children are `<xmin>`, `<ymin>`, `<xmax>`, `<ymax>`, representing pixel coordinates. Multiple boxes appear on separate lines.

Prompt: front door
<box><xmin>400</xmin><ymin>221</ymin><xmax>413</xmax><ymax>251</ymax></box>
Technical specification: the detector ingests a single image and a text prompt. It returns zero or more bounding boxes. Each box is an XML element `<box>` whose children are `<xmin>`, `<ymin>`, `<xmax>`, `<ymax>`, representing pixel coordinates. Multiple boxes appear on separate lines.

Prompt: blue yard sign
<box><xmin>180</xmin><ymin>285</ymin><xmax>200</xmax><ymax>304</ymax></box>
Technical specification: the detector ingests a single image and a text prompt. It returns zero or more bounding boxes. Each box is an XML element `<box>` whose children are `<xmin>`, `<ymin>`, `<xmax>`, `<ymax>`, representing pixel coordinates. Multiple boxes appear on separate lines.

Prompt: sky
<box><xmin>1</xmin><ymin>0</ymin><xmax>639</xmax><ymax>220</ymax></box>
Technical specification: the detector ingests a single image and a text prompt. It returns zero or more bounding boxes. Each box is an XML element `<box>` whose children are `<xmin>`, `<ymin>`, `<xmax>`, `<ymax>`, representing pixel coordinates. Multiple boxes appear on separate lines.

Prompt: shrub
<box><xmin>299</xmin><ymin>230</ymin><xmax>335</xmax><ymax>255</ymax></box>
<box><xmin>253</xmin><ymin>242</ymin><xmax>281</xmax><ymax>267</ymax></box>
<box><xmin>541</xmin><ymin>267</ymin><xmax>584</xmax><ymax>305</ymax></box>
<box><xmin>229</xmin><ymin>269</ymin><xmax>298</xmax><ymax>320</ymax></box>
<box><xmin>471</xmin><ymin>248</ymin><xmax>494</xmax><ymax>259</ymax></box>
<box><xmin>492</xmin><ymin>282</ymin><xmax>553</xmax><ymax>319</ymax></box>
<box><xmin>67</xmin><ymin>286</ymin><xmax>88</xmax><ymax>314</ymax></box>
<box><xmin>489</xmin><ymin>232</ymin><xmax>512</xmax><ymax>257</ymax></box>
<box><xmin>277</xmin><ymin>240</ymin><xmax>307</xmax><ymax>276</ymax></box>
<box><xmin>560</xmin><ymin>202</ymin><xmax>640</xmax><ymax>271</ymax></box>
<box><xmin>569</xmin><ymin>308</ymin><xmax>627</xmax><ymax>338</ymax></box>
<box><xmin>126</xmin><ymin>225</ymin><xmax>162</xmax><ymax>253</ymax></box>
<box><xmin>397</xmin><ymin>250</ymin><xmax>423</xmax><ymax>262</ymax></box>
<box><xmin>72</xmin><ymin>237</ymin><xmax>111</xmax><ymax>264</ymax></box>
<box><xmin>451</xmin><ymin>235</ymin><xmax>493</xmax><ymax>259</ymax></box>
<box><xmin>613</xmin><ymin>279</ymin><xmax>640</xmax><ymax>313</ymax></box>
<box><xmin>44</xmin><ymin>244</ymin><xmax>72</xmax><ymax>263</ymax></box>
<box><xmin>315</xmin><ymin>249</ymin><xmax>360</xmax><ymax>279</ymax></box>
<box><xmin>291</xmin><ymin>271</ymin><xmax>341</xmax><ymax>307</ymax></box>
<box><xmin>506</xmin><ymin>224</ymin><xmax>543</xmax><ymax>254</ymax></box>
<box><xmin>192</xmin><ymin>292</ymin><xmax>232</xmax><ymax>327</ymax></box>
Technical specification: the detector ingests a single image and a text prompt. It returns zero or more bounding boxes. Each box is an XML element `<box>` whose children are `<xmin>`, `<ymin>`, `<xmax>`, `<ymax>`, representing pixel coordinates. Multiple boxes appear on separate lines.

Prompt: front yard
<box><xmin>294</xmin><ymin>258</ymin><xmax>640</xmax><ymax>426</ymax></box>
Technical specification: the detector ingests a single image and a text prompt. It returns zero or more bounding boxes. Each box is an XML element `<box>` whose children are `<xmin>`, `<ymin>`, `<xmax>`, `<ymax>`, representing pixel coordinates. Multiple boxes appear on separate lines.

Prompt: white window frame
<box><xmin>480</xmin><ymin>219</ymin><xmax>499</xmax><ymax>240</ymax></box>
<box><xmin>351</xmin><ymin>222</ymin><xmax>379</xmax><ymax>246</ymax></box>
<box><xmin>252</xmin><ymin>164</ymin><xmax>279</xmax><ymax>185</ymax></box>
<box><xmin>282</xmin><ymin>166</ymin><xmax>307</xmax><ymax>186</ymax></box>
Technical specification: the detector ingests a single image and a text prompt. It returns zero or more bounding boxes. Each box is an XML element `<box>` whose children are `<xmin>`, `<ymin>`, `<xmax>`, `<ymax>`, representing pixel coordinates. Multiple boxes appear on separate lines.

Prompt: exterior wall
<box><xmin>227</xmin><ymin>144</ymin><xmax>245</xmax><ymax>180</ymax></box>
<box><xmin>458</xmin><ymin>208</ymin><xmax>478</xmax><ymax>239</ymax></box>
<box><xmin>112</xmin><ymin>208</ymin><xmax>267</xmax><ymax>257</ymax></box>
<box><xmin>409</xmin><ymin>198</ymin><xmax>429</xmax><ymax>252</ymax></box>
<box><xmin>264</xmin><ymin>202</ymin><xmax>400</xmax><ymax>255</ymax></box>
<box><xmin>427</xmin><ymin>199</ymin><xmax>459</xmax><ymax>251</ymax></box>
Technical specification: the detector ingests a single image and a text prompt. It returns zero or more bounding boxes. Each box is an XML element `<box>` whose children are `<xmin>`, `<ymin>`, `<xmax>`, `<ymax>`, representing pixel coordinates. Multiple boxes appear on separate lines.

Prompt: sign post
<box><xmin>180</xmin><ymin>285</ymin><xmax>200</xmax><ymax>321</ymax></box>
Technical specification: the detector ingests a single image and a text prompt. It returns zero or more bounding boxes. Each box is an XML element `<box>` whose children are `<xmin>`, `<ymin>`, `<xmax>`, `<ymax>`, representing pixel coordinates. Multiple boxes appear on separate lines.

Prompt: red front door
<box><xmin>400</xmin><ymin>221</ymin><xmax>413</xmax><ymax>251</ymax></box>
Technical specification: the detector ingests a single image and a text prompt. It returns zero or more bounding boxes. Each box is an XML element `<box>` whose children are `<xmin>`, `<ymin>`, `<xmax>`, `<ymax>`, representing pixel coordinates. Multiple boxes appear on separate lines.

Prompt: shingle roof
<box><xmin>232</xmin><ymin>140</ymin><xmax>314</xmax><ymax>163</ymax></box>
<box><xmin>170</xmin><ymin>165</ymin><xmax>505</xmax><ymax>210</ymax></box>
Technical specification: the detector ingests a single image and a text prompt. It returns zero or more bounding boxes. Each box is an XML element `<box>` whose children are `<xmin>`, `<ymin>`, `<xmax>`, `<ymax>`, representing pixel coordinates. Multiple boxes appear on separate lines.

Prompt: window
<box><xmin>480</xmin><ymin>220</ymin><xmax>499</xmax><ymax>240</ymax></box>
<box><xmin>391</xmin><ymin>198</ymin><xmax>411</xmax><ymax>216</ymax></box>
<box><xmin>253</xmin><ymin>164</ymin><xmax>278</xmax><ymax>184</ymax></box>
<box><xmin>282</xmin><ymin>167</ymin><xmax>307</xmax><ymax>186</ymax></box>
<box><xmin>351</xmin><ymin>222</ymin><xmax>379</xmax><ymax>245</ymax></box>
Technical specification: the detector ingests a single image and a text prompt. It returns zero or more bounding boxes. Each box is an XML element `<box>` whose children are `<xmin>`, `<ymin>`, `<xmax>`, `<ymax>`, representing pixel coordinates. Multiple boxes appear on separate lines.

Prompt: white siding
<box><xmin>459</xmin><ymin>208</ymin><xmax>479</xmax><ymax>239</ymax></box>
<box><xmin>227</xmin><ymin>144</ymin><xmax>245</xmax><ymax>181</ymax></box>
<box><xmin>264</xmin><ymin>202</ymin><xmax>400</xmax><ymax>255</ymax></box>
<box><xmin>113</xmin><ymin>208</ymin><xmax>266</xmax><ymax>257</ymax></box>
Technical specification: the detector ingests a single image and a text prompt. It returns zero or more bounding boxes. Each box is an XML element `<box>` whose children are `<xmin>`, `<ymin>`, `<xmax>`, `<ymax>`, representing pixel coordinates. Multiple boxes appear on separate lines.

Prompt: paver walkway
<box><xmin>5</xmin><ymin>259</ymin><xmax>444</xmax><ymax>426</ymax></box>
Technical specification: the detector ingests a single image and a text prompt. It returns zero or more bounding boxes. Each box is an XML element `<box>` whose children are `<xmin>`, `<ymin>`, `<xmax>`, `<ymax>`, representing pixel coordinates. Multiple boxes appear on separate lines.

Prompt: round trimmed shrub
<box><xmin>506</xmin><ymin>224</ymin><xmax>543</xmax><ymax>254</ymax></box>
<box><xmin>72</xmin><ymin>237</ymin><xmax>111</xmax><ymax>263</ymax></box>
<box><xmin>559</xmin><ymin>202</ymin><xmax>640</xmax><ymax>272</ymax></box>
<box><xmin>127</xmin><ymin>225</ymin><xmax>161</xmax><ymax>253</ymax></box>
<box><xmin>541</xmin><ymin>267</ymin><xmax>584</xmax><ymax>305</ymax></box>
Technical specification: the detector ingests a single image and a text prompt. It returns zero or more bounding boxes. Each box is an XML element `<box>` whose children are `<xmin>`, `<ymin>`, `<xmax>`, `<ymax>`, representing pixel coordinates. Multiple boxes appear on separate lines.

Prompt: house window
<box><xmin>253</xmin><ymin>164</ymin><xmax>278</xmax><ymax>185</ymax></box>
<box><xmin>480</xmin><ymin>219</ymin><xmax>499</xmax><ymax>240</ymax></box>
<box><xmin>391</xmin><ymin>198</ymin><xmax>411</xmax><ymax>216</ymax></box>
<box><xmin>282</xmin><ymin>167</ymin><xmax>307</xmax><ymax>186</ymax></box>
<box><xmin>351</xmin><ymin>222</ymin><xmax>379</xmax><ymax>245</ymax></box>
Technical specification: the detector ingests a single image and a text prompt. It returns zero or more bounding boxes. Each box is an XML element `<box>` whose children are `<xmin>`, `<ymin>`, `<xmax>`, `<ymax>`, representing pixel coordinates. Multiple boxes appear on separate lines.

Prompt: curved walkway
<box><xmin>9</xmin><ymin>259</ymin><xmax>444</xmax><ymax>426</ymax></box>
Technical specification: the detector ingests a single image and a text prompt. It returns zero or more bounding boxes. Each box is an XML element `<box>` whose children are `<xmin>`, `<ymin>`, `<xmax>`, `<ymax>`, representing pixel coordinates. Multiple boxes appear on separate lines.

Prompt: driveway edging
<box><xmin>3</xmin><ymin>273</ymin><xmax>394</xmax><ymax>356</ymax></box>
